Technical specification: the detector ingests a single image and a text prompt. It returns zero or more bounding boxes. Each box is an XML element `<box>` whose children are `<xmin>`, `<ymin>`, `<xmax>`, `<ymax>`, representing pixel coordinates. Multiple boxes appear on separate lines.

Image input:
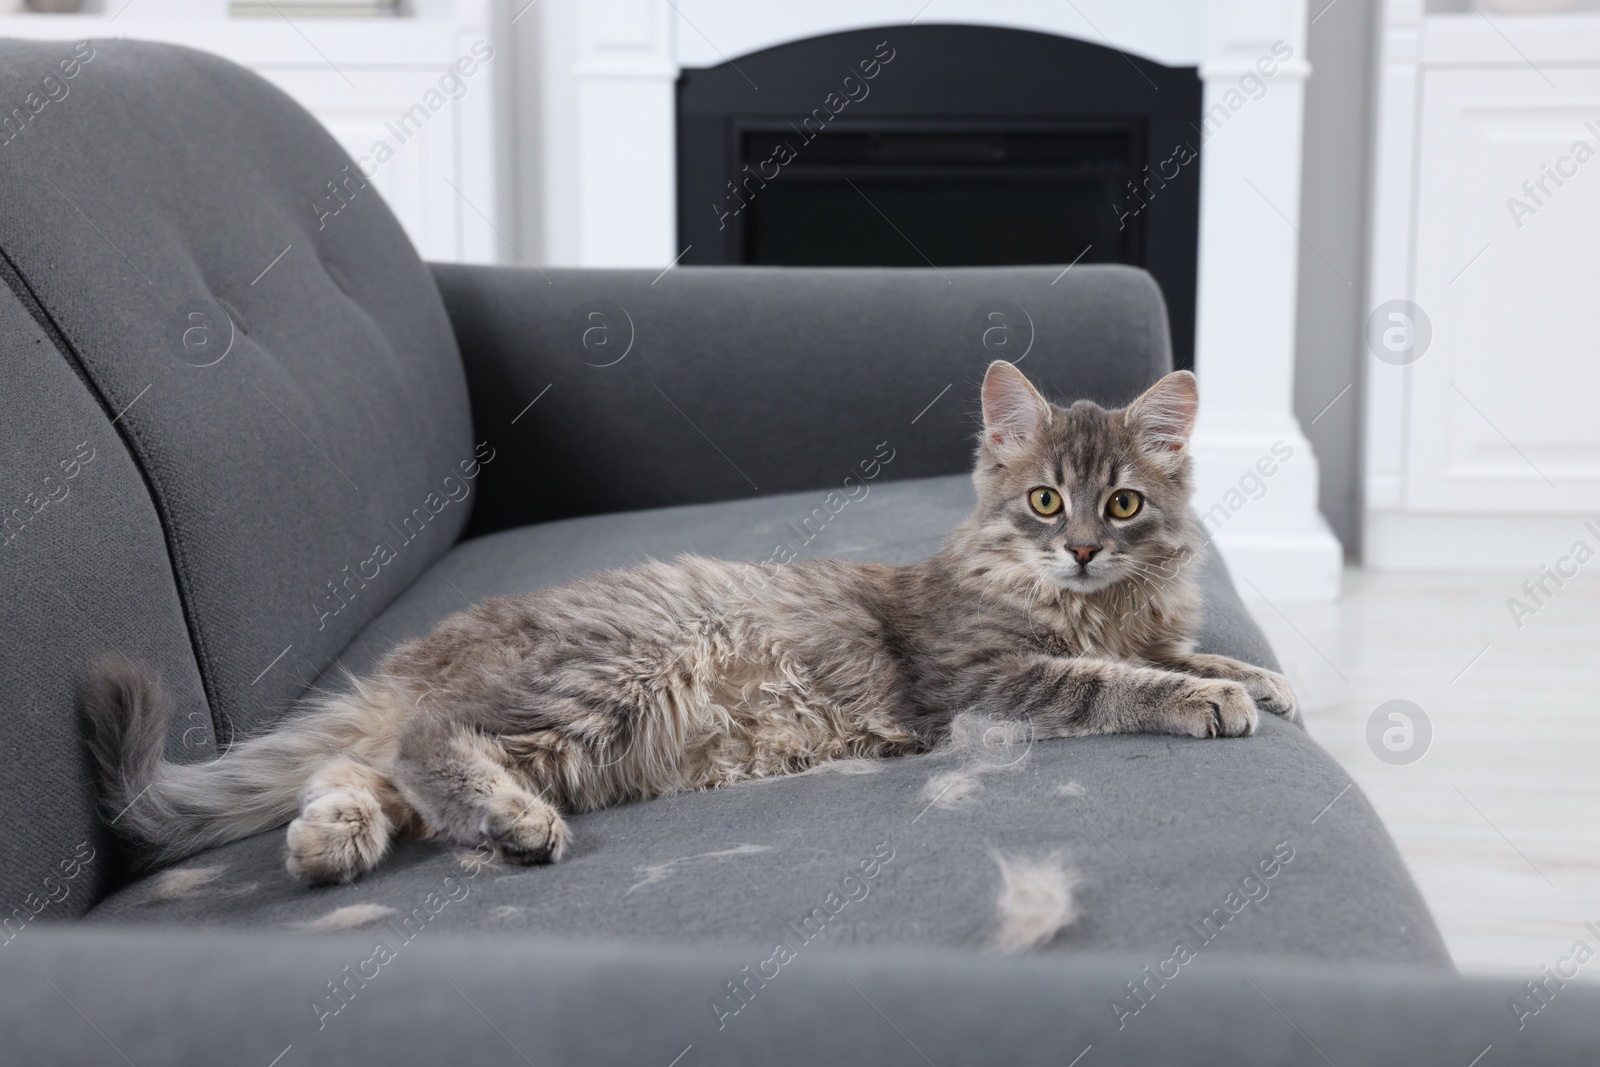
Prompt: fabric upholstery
<box><xmin>3</xmin><ymin>930</ymin><xmax>1583</xmax><ymax>1067</ymax></box>
<box><xmin>432</xmin><ymin>262</ymin><xmax>1173</xmax><ymax>538</ymax></box>
<box><xmin>0</xmin><ymin>285</ymin><xmax>211</xmax><ymax>920</ymax></box>
<box><xmin>0</xmin><ymin>39</ymin><xmax>473</xmax><ymax>740</ymax></box>
<box><xmin>91</xmin><ymin>475</ymin><xmax>1448</xmax><ymax>973</ymax></box>
<box><xmin>1</xmin><ymin>39</ymin><xmax>1487</xmax><ymax>1066</ymax></box>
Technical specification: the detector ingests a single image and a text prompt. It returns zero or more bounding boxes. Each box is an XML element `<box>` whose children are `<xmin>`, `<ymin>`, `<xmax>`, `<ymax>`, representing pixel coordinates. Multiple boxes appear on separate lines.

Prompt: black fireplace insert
<box><xmin>678</xmin><ymin>24</ymin><xmax>1202</xmax><ymax>368</ymax></box>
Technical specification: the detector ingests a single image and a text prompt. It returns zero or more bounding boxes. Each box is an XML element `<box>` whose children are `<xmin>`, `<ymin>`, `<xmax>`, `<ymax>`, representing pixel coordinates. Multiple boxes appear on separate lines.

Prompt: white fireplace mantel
<box><xmin>527</xmin><ymin>0</ymin><xmax>1343</xmax><ymax>601</ymax></box>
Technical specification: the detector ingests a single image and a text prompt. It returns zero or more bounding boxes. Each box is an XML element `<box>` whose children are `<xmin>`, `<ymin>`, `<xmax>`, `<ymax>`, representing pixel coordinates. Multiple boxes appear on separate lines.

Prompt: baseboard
<box><xmin>1210</xmin><ymin>515</ymin><xmax>1344</xmax><ymax>602</ymax></box>
<box><xmin>1364</xmin><ymin>511</ymin><xmax>1600</xmax><ymax>571</ymax></box>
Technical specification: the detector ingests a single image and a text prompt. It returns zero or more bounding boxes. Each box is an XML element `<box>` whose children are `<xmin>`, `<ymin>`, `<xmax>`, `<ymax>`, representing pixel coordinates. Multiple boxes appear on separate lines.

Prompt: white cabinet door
<box><xmin>1408</xmin><ymin>67</ymin><xmax>1600</xmax><ymax>511</ymax></box>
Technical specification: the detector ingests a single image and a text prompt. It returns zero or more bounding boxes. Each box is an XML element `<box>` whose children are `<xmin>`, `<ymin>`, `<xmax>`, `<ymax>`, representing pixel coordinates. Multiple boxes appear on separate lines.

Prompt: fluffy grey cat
<box><xmin>85</xmin><ymin>361</ymin><xmax>1295</xmax><ymax>885</ymax></box>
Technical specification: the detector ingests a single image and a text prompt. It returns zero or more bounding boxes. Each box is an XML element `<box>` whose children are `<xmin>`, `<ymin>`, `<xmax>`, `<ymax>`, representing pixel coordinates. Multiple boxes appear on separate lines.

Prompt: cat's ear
<box><xmin>981</xmin><ymin>361</ymin><xmax>1051</xmax><ymax>452</ymax></box>
<box><xmin>1124</xmin><ymin>371</ymin><xmax>1198</xmax><ymax>451</ymax></box>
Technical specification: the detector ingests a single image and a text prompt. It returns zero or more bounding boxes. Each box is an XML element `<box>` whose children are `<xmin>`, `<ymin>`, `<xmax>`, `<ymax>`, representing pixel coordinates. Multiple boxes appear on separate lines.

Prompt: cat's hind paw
<box><xmin>286</xmin><ymin>791</ymin><xmax>391</xmax><ymax>886</ymax></box>
<box><xmin>480</xmin><ymin>799</ymin><xmax>570</xmax><ymax>866</ymax></box>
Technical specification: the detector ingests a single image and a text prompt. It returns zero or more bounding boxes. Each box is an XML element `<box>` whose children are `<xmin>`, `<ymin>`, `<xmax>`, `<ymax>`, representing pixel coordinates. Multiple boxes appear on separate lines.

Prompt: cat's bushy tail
<box><xmin>81</xmin><ymin>654</ymin><xmax>388</xmax><ymax>866</ymax></box>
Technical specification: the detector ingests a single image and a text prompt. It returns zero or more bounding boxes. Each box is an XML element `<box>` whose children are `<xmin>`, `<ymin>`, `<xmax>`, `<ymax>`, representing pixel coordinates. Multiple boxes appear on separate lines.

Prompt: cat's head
<box><xmin>965</xmin><ymin>360</ymin><xmax>1199</xmax><ymax>596</ymax></box>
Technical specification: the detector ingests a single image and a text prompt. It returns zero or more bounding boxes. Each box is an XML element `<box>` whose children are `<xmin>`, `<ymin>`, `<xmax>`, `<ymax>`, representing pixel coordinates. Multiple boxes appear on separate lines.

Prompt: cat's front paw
<box><xmin>1168</xmin><ymin>678</ymin><xmax>1257</xmax><ymax>739</ymax></box>
<box><xmin>1236</xmin><ymin>666</ymin><xmax>1297</xmax><ymax>721</ymax></box>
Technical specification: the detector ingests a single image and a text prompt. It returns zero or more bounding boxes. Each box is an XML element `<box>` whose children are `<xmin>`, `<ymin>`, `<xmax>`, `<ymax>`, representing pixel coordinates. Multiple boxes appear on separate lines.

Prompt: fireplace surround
<box><xmin>527</xmin><ymin>0</ymin><xmax>1341</xmax><ymax>599</ymax></box>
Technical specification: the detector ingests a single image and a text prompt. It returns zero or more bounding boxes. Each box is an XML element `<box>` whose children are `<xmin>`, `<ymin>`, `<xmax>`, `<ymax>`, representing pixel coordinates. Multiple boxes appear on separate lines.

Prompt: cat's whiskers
<box><xmin>1115</xmin><ymin>569</ymin><xmax>1159</xmax><ymax>615</ymax></box>
<box><xmin>1122</xmin><ymin>554</ymin><xmax>1190</xmax><ymax>586</ymax></box>
<box><xmin>1113</xmin><ymin>559</ymin><xmax>1164</xmax><ymax>591</ymax></box>
<box><xmin>1106</xmin><ymin>573</ymin><xmax>1147</xmax><ymax>621</ymax></box>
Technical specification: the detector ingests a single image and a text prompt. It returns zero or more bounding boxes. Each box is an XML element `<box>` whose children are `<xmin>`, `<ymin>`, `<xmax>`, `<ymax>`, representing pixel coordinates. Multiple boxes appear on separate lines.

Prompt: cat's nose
<box><xmin>1068</xmin><ymin>544</ymin><xmax>1100</xmax><ymax>565</ymax></box>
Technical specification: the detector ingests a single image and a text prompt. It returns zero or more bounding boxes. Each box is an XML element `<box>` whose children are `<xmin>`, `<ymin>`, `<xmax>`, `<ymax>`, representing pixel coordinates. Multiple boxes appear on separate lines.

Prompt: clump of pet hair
<box><xmin>626</xmin><ymin>844</ymin><xmax>770</xmax><ymax>896</ymax></box>
<box><xmin>292</xmin><ymin>903</ymin><xmax>397</xmax><ymax>931</ymax></box>
<box><xmin>917</xmin><ymin>711</ymin><xmax>1033</xmax><ymax>811</ymax></box>
<box><xmin>133</xmin><ymin>864</ymin><xmax>235</xmax><ymax>904</ymax></box>
<box><xmin>989</xmin><ymin>849</ymin><xmax>1081</xmax><ymax>953</ymax></box>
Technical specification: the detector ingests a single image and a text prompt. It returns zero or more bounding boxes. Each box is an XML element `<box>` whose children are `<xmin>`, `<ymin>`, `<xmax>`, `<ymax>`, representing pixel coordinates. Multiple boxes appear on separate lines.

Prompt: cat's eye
<box><xmin>1107</xmin><ymin>490</ymin><xmax>1143</xmax><ymax>519</ymax></box>
<box><xmin>1028</xmin><ymin>487</ymin><xmax>1063</xmax><ymax>516</ymax></box>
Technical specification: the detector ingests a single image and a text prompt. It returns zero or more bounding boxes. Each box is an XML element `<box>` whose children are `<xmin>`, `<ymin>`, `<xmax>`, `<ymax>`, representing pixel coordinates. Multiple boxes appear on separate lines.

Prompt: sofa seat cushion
<box><xmin>88</xmin><ymin>475</ymin><xmax>1449</xmax><ymax>968</ymax></box>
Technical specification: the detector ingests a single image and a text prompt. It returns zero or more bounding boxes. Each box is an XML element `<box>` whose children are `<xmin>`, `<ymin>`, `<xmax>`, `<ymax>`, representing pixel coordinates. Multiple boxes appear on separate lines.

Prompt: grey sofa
<box><xmin>0</xmin><ymin>38</ymin><xmax>1590</xmax><ymax>1065</ymax></box>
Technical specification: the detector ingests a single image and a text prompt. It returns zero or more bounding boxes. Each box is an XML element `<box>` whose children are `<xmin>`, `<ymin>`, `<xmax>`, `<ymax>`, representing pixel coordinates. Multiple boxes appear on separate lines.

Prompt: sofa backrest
<box><xmin>435</xmin><ymin>263</ymin><xmax>1175</xmax><ymax>536</ymax></box>
<box><xmin>0</xmin><ymin>39</ymin><xmax>472</xmax><ymax>910</ymax></box>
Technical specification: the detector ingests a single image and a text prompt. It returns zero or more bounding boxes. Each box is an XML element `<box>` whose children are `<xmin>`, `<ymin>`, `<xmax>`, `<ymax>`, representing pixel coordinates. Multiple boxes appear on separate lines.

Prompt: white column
<box><xmin>1361</xmin><ymin>0</ymin><xmax>1423</xmax><ymax>527</ymax></box>
<box><xmin>1189</xmin><ymin>0</ymin><xmax>1343</xmax><ymax>600</ymax></box>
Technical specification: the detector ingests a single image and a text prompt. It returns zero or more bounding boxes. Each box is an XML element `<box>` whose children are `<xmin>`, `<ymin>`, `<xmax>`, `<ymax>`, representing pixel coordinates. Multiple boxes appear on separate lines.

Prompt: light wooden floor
<box><xmin>1244</xmin><ymin>566</ymin><xmax>1600</xmax><ymax>978</ymax></box>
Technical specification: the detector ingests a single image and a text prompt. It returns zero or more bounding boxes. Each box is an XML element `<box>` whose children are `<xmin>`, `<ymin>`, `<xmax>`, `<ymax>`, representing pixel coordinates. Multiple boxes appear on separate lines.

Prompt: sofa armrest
<box><xmin>431</xmin><ymin>263</ymin><xmax>1173</xmax><ymax>538</ymax></box>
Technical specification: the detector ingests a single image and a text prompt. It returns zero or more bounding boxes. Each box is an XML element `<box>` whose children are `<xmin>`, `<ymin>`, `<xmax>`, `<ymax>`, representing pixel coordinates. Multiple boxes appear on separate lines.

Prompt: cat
<box><xmin>84</xmin><ymin>360</ymin><xmax>1295</xmax><ymax>886</ymax></box>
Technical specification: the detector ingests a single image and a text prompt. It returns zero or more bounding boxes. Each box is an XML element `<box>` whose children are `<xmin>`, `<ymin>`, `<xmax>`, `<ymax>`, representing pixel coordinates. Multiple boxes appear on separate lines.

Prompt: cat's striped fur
<box><xmin>84</xmin><ymin>362</ymin><xmax>1295</xmax><ymax>884</ymax></box>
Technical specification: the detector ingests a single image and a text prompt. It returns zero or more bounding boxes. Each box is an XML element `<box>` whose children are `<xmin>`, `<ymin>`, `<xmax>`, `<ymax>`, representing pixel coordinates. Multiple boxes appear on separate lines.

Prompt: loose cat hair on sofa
<box><xmin>84</xmin><ymin>361</ymin><xmax>1295</xmax><ymax>885</ymax></box>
